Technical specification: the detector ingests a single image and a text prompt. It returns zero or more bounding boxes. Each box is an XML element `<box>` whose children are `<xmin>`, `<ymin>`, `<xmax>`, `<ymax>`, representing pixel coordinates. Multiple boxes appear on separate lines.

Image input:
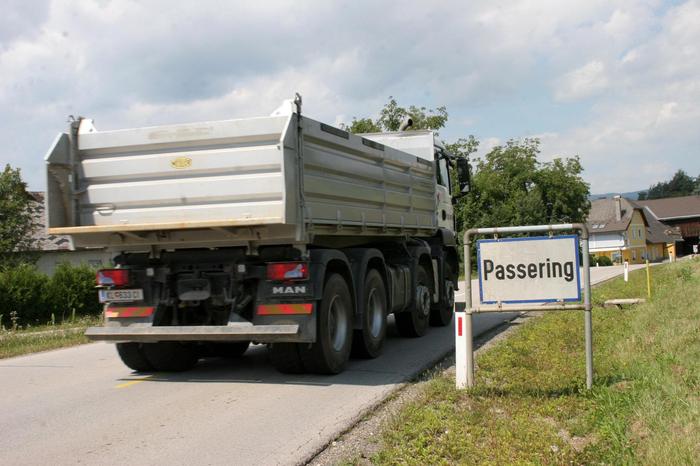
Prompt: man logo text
<box><xmin>272</xmin><ymin>286</ymin><xmax>307</xmax><ymax>294</ymax></box>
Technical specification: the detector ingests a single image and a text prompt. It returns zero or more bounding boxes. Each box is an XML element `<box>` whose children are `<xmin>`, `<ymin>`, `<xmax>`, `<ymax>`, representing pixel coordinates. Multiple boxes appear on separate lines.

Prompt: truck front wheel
<box><xmin>395</xmin><ymin>266</ymin><xmax>431</xmax><ymax>338</ymax></box>
<box><xmin>430</xmin><ymin>263</ymin><xmax>455</xmax><ymax>327</ymax></box>
<box><xmin>301</xmin><ymin>273</ymin><xmax>353</xmax><ymax>374</ymax></box>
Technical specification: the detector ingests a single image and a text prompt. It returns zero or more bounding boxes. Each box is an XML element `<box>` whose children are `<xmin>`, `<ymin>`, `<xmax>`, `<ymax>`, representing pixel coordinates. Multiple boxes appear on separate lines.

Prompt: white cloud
<box><xmin>554</xmin><ymin>61</ymin><xmax>609</xmax><ymax>102</ymax></box>
<box><xmin>0</xmin><ymin>0</ymin><xmax>698</xmax><ymax>197</ymax></box>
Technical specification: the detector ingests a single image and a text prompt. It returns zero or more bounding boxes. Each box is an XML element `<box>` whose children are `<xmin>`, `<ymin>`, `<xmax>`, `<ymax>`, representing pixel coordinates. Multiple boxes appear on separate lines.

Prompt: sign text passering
<box><xmin>477</xmin><ymin>235</ymin><xmax>581</xmax><ymax>304</ymax></box>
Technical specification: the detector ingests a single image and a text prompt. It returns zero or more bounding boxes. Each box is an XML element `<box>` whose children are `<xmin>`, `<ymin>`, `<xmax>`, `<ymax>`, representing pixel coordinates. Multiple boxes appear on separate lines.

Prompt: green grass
<box><xmin>371</xmin><ymin>260</ymin><xmax>700</xmax><ymax>465</ymax></box>
<box><xmin>0</xmin><ymin>316</ymin><xmax>101</xmax><ymax>359</ymax></box>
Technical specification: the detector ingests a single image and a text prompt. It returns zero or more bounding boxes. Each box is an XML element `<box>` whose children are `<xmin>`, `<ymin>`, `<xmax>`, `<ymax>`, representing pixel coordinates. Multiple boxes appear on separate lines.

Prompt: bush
<box><xmin>589</xmin><ymin>254</ymin><xmax>598</xmax><ymax>266</ymax></box>
<box><xmin>0</xmin><ymin>263</ymin><xmax>49</xmax><ymax>327</ymax></box>
<box><xmin>597</xmin><ymin>256</ymin><xmax>613</xmax><ymax>266</ymax></box>
<box><xmin>0</xmin><ymin>262</ymin><xmax>100</xmax><ymax>328</ymax></box>
<box><xmin>46</xmin><ymin>262</ymin><xmax>101</xmax><ymax>320</ymax></box>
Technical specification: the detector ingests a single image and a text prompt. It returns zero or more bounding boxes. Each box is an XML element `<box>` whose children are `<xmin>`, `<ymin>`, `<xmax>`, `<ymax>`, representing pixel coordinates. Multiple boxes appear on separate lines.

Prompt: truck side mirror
<box><xmin>456</xmin><ymin>158</ymin><xmax>470</xmax><ymax>193</ymax></box>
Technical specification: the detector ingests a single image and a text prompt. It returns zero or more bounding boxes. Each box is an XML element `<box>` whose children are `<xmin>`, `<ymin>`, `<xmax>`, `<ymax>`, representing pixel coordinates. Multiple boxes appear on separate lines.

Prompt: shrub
<box><xmin>0</xmin><ymin>263</ymin><xmax>49</xmax><ymax>327</ymax></box>
<box><xmin>0</xmin><ymin>262</ymin><xmax>100</xmax><ymax>328</ymax></box>
<box><xmin>589</xmin><ymin>254</ymin><xmax>598</xmax><ymax>266</ymax></box>
<box><xmin>46</xmin><ymin>262</ymin><xmax>101</xmax><ymax>321</ymax></box>
<box><xmin>597</xmin><ymin>256</ymin><xmax>613</xmax><ymax>266</ymax></box>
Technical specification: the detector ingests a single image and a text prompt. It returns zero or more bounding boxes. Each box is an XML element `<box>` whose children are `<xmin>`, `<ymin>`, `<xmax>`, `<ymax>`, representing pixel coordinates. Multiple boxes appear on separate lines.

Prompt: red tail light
<box><xmin>266</xmin><ymin>262</ymin><xmax>309</xmax><ymax>281</ymax></box>
<box><xmin>96</xmin><ymin>269</ymin><xmax>129</xmax><ymax>286</ymax></box>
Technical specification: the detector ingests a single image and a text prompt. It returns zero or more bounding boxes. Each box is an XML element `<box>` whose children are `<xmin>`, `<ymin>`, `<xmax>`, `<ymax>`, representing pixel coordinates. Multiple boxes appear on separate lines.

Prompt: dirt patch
<box><xmin>630</xmin><ymin>419</ymin><xmax>650</xmax><ymax>442</ymax></box>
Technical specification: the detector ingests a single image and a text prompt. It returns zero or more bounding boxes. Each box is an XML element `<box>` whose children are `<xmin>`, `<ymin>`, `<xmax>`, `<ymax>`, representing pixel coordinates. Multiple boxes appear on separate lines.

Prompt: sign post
<box><xmin>646</xmin><ymin>260</ymin><xmax>651</xmax><ymax>298</ymax></box>
<box><xmin>458</xmin><ymin>223</ymin><xmax>593</xmax><ymax>390</ymax></box>
<box><xmin>624</xmin><ymin>261</ymin><xmax>629</xmax><ymax>282</ymax></box>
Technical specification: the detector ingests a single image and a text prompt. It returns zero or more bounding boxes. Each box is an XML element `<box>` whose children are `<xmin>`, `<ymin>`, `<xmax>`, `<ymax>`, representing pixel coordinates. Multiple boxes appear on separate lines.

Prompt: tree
<box><xmin>638</xmin><ymin>169</ymin><xmax>697</xmax><ymax>200</ymax></box>
<box><xmin>343</xmin><ymin>102</ymin><xmax>591</xmax><ymax>233</ymax></box>
<box><xmin>344</xmin><ymin>96</ymin><xmax>448</xmax><ymax>134</ymax></box>
<box><xmin>0</xmin><ymin>165</ymin><xmax>39</xmax><ymax>266</ymax></box>
<box><xmin>456</xmin><ymin>139</ymin><xmax>590</xmax><ymax>232</ymax></box>
<box><xmin>537</xmin><ymin>156</ymin><xmax>590</xmax><ymax>224</ymax></box>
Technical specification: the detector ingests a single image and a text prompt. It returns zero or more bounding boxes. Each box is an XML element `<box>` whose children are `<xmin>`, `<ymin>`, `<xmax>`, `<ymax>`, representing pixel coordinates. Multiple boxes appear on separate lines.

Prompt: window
<box><xmin>435</xmin><ymin>152</ymin><xmax>450</xmax><ymax>188</ymax></box>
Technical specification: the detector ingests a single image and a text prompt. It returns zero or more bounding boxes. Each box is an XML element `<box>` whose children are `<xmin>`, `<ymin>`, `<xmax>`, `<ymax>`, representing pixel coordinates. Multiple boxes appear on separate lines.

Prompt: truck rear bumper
<box><xmin>85</xmin><ymin>323</ymin><xmax>300</xmax><ymax>343</ymax></box>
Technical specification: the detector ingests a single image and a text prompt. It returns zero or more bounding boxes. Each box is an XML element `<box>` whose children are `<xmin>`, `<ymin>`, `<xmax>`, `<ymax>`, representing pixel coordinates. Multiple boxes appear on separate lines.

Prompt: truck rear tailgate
<box><xmin>46</xmin><ymin>115</ymin><xmax>292</xmax><ymax>233</ymax></box>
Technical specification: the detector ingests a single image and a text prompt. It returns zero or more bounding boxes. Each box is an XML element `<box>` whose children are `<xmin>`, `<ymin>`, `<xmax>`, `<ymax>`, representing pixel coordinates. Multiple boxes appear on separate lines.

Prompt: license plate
<box><xmin>99</xmin><ymin>289</ymin><xmax>144</xmax><ymax>303</ymax></box>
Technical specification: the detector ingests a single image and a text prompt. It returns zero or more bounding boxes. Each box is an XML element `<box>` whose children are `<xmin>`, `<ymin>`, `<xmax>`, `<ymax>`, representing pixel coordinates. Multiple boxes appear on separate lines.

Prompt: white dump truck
<box><xmin>44</xmin><ymin>96</ymin><xmax>470</xmax><ymax>374</ymax></box>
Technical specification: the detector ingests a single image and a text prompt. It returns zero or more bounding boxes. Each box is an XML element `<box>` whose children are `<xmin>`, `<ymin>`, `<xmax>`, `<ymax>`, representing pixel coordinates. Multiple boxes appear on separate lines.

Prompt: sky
<box><xmin>1</xmin><ymin>0</ymin><xmax>699</xmax><ymax>194</ymax></box>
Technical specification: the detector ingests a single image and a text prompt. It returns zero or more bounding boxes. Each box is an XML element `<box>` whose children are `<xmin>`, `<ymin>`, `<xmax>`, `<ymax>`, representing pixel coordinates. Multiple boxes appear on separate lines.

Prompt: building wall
<box><xmin>622</xmin><ymin>247</ymin><xmax>647</xmax><ymax>264</ymax></box>
<box><xmin>35</xmin><ymin>249</ymin><xmax>112</xmax><ymax>275</ymax></box>
<box><xmin>590</xmin><ymin>232</ymin><xmax>625</xmax><ymax>250</ymax></box>
<box><xmin>627</xmin><ymin>210</ymin><xmax>647</xmax><ymax>248</ymax></box>
<box><xmin>647</xmin><ymin>243</ymin><xmax>664</xmax><ymax>261</ymax></box>
<box><xmin>666</xmin><ymin>242</ymin><xmax>677</xmax><ymax>260</ymax></box>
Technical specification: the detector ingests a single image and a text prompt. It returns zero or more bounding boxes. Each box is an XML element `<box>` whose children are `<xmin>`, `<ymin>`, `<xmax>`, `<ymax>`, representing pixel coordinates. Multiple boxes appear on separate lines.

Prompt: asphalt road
<box><xmin>0</xmin><ymin>265</ymin><xmax>640</xmax><ymax>466</ymax></box>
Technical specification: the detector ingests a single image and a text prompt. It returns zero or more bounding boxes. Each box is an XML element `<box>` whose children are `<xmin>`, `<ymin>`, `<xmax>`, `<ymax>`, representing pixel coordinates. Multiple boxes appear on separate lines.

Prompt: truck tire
<box><xmin>352</xmin><ymin>269</ymin><xmax>387</xmax><ymax>358</ymax></box>
<box><xmin>142</xmin><ymin>342</ymin><xmax>199</xmax><ymax>372</ymax></box>
<box><xmin>430</xmin><ymin>263</ymin><xmax>455</xmax><ymax>327</ymax></box>
<box><xmin>269</xmin><ymin>343</ymin><xmax>305</xmax><ymax>374</ymax></box>
<box><xmin>395</xmin><ymin>266</ymin><xmax>430</xmax><ymax>338</ymax></box>
<box><xmin>209</xmin><ymin>341</ymin><xmax>250</xmax><ymax>358</ymax></box>
<box><xmin>300</xmin><ymin>273</ymin><xmax>353</xmax><ymax>374</ymax></box>
<box><xmin>116</xmin><ymin>342</ymin><xmax>154</xmax><ymax>372</ymax></box>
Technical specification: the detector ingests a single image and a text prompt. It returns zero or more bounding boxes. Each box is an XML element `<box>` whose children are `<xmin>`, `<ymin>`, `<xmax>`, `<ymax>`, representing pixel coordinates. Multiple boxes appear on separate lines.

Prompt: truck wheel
<box><xmin>142</xmin><ymin>342</ymin><xmax>199</xmax><ymax>372</ymax></box>
<box><xmin>352</xmin><ymin>269</ymin><xmax>387</xmax><ymax>358</ymax></box>
<box><xmin>395</xmin><ymin>266</ymin><xmax>431</xmax><ymax>338</ymax></box>
<box><xmin>300</xmin><ymin>273</ymin><xmax>353</xmax><ymax>374</ymax></box>
<box><xmin>116</xmin><ymin>343</ymin><xmax>154</xmax><ymax>372</ymax></box>
<box><xmin>430</xmin><ymin>263</ymin><xmax>455</xmax><ymax>327</ymax></box>
<box><xmin>269</xmin><ymin>343</ymin><xmax>305</xmax><ymax>374</ymax></box>
<box><xmin>209</xmin><ymin>341</ymin><xmax>250</xmax><ymax>358</ymax></box>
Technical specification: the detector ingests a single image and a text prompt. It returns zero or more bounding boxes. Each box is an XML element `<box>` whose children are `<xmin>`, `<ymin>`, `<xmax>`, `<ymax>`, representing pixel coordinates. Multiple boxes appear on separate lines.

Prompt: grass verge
<box><xmin>371</xmin><ymin>260</ymin><xmax>700</xmax><ymax>465</ymax></box>
<box><xmin>0</xmin><ymin>316</ymin><xmax>101</xmax><ymax>359</ymax></box>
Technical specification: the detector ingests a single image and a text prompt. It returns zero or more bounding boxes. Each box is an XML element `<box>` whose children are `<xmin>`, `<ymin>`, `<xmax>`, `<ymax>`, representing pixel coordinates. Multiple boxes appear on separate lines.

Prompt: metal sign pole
<box><xmin>581</xmin><ymin>230</ymin><xmax>593</xmax><ymax>390</ymax></box>
<box><xmin>458</xmin><ymin>223</ymin><xmax>593</xmax><ymax>390</ymax></box>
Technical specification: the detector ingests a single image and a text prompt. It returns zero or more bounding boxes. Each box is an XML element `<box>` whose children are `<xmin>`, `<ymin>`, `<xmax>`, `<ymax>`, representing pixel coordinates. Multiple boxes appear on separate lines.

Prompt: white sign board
<box><xmin>477</xmin><ymin>235</ymin><xmax>581</xmax><ymax>304</ymax></box>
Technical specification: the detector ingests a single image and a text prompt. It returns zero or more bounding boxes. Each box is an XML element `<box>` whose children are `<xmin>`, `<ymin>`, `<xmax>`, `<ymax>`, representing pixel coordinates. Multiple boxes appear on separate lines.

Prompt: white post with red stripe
<box><xmin>455</xmin><ymin>308</ymin><xmax>472</xmax><ymax>388</ymax></box>
<box><xmin>456</xmin><ymin>229</ymin><xmax>476</xmax><ymax>389</ymax></box>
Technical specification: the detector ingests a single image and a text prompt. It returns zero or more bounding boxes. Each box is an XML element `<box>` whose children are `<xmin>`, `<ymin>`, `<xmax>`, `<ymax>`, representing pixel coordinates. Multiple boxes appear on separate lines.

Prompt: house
<box><xmin>586</xmin><ymin>196</ymin><xmax>681</xmax><ymax>264</ymax></box>
<box><xmin>29</xmin><ymin>192</ymin><xmax>111</xmax><ymax>275</ymax></box>
<box><xmin>641</xmin><ymin>205</ymin><xmax>683</xmax><ymax>261</ymax></box>
<box><xmin>636</xmin><ymin>195</ymin><xmax>700</xmax><ymax>256</ymax></box>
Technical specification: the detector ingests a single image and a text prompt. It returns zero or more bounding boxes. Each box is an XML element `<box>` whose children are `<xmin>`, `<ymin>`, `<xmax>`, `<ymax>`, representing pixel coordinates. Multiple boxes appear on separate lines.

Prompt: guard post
<box><xmin>456</xmin><ymin>223</ymin><xmax>593</xmax><ymax>390</ymax></box>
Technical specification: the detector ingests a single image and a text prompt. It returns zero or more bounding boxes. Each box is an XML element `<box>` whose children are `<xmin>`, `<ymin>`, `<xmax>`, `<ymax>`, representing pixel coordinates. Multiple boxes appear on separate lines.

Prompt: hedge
<box><xmin>0</xmin><ymin>262</ymin><xmax>100</xmax><ymax>328</ymax></box>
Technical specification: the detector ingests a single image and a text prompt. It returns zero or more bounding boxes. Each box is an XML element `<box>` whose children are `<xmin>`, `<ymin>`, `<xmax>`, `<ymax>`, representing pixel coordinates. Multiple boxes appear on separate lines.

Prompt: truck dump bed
<box><xmin>45</xmin><ymin>106</ymin><xmax>437</xmax><ymax>249</ymax></box>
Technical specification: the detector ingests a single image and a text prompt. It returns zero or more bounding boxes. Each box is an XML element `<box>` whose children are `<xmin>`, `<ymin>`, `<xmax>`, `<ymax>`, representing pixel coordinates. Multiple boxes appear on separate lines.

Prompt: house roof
<box><xmin>638</xmin><ymin>205</ymin><xmax>683</xmax><ymax>244</ymax></box>
<box><xmin>28</xmin><ymin>191</ymin><xmax>74</xmax><ymax>251</ymax></box>
<box><xmin>586</xmin><ymin>197</ymin><xmax>640</xmax><ymax>233</ymax></box>
<box><xmin>636</xmin><ymin>195</ymin><xmax>700</xmax><ymax>220</ymax></box>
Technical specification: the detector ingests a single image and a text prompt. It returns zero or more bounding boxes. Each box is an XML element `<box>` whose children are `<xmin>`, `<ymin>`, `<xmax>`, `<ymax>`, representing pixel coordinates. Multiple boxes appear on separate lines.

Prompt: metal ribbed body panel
<box><xmin>45</xmin><ymin>110</ymin><xmax>438</xmax><ymax>248</ymax></box>
<box><xmin>74</xmin><ymin>116</ymin><xmax>289</xmax><ymax>228</ymax></box>
<box><xmin>301</xmin><ymin>121</ymin><xmax>436</xmax><ymax>232</ymax></box>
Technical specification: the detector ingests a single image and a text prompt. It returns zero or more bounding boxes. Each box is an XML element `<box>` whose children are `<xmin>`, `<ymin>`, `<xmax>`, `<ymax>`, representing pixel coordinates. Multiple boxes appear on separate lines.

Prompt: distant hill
<box><xmin>589</xmin><ymin>191</ymin><xmax>643</xmax><ymax>201</ymax></box>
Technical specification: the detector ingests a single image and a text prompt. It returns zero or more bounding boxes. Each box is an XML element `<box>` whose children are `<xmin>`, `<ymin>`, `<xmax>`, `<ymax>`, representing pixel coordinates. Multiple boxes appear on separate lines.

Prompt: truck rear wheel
<box><xmin>395</xmin><ymin>266</ymin><xmax>430</xmax><ymax>338</ymax></box>
<box><xmin>352</xmin><ymin>269</ymin><xmax>387</xmax><ymax>358</ymax></box>
<box><xmin>209</xmin><ymin>341</ymin><xmax>250</xmax><ymax>358</ymax></box>
<box><xmin>269</xmin><ymin>343</ymin><xmax>305</xmax><ymax>374</ymax></box>
<box><xmin>141</xmin><ymin>342</ymin><xmax>199</xmax><ymax>372</ymax></box>
<box><xmin>116</xmin><ymin>343</ymin><xmax>154</xmax><ymax>372</ymax></box>
<box><xmin>430</xmin><ymin>263</ymin><xmax>455</xmax><ymax>327</ymax></box>
<box><xmin>300</xmin><ymin>273</ymin><xmax>353</xmax><ymax>374</ymax></box>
